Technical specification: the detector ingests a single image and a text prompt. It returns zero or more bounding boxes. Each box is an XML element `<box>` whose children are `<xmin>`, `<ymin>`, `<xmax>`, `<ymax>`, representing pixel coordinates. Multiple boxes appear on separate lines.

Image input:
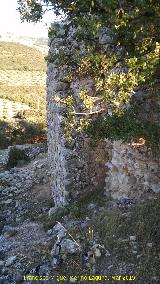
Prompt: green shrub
<box><xmin>86</xmin><ymin>104</ymin><xmax>160</xmax><ymax>150</ymax></box>
<box><xmin>0</xmin><ymin>84</ymin><xmax>46</xmax><ymax>111</ymax></box>
<box><xmin>7</xmin><ymin>146</ymin><xmax>30</xmax><ymax>169</ymax></box>
<box><xmin>0</xmin><ymin>120</ymin><xmax>12</xmax><ymax>149</ymax></box>
<box><xmin>0</xmin><ymin>118</ymin><xmax>46</xmax><ymax>149</ymax></box>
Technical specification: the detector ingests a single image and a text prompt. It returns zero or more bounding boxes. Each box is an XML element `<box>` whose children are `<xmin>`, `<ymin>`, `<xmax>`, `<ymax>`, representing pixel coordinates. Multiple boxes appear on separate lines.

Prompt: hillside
<box><xmin>0</xmin><ymin>42</ymin><xmax>47</xmax><ymax>149</ymax></box>
<box><xmin>0</xmin><ymin>42</ymin><xmax>46</xmax><ymax>71</ymax></box>
<box><xmin>0</xmin><ymin>32</ymin><xmax>48</xmax><ymax>55</ymax></box>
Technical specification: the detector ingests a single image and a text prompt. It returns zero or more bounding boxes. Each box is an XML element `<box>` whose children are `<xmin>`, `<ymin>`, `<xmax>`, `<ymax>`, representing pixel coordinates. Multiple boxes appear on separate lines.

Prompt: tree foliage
<box><xmin>17</xmin><ymin>0</ymin><xmax>160</xmax><ymax>146</ymax></box>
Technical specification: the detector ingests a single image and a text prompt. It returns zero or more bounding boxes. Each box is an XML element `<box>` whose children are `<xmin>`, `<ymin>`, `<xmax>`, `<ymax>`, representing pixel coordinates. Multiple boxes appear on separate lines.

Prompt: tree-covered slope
<box><xmin>0</xmin><ymin>42</ymin><xmax>47</xmax><ymax>149</ymax></box>
<box><xmin>0</xmin><ymin>42</ymin><xmax>46</xmax><ymax>71</ymax></box>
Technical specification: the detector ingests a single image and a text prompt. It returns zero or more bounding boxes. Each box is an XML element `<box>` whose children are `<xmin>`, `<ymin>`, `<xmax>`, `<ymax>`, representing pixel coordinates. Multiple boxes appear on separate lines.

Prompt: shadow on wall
<box><xmin>86</xmin><ymin>93</ymin><xmax>160</xmax><ymax>150</ymax></box>
<box><xmin>0</xmin><ymin>119</ymin><xmax>47</xmax><ymax>149</ymax></box>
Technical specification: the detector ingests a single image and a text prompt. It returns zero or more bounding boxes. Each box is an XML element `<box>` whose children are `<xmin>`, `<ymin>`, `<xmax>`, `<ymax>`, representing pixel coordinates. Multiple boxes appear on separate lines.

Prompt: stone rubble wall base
<box><xmin>0</xmin><ymin>144</ymin><xmax>47</xmax><ymax>168</ymax></box>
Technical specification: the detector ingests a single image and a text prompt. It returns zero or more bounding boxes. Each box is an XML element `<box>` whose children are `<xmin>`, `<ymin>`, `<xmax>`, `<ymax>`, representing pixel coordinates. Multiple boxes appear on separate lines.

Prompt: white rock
<box><xmin>51</xmin><ymin>241</ymin><xmax>61</xmax><ymax>256</ymax></box>
<box><xmin>47</xmin><ymin>229</ymin><xmax>52</xmax><ymax>236</ymax></box>
<box><xmin>94</xmin><ymin>248</ymin><xmax>101</xmax><ymax>258</ymax></box>
<box><xmin>0</xmin><ymin>261</ymin><xmax>4</xmax><ymax>266</ymax></box>
<box><xmin>132</xmin><ymin>250</ymin><xmax>137</xmax><ymax>254</ymax></box>
<box><xmin>52</xmin><ymin>223</ymin><xmax>66</xmax><ymax>239</ymax></box>
<box><xmin>130</xmin><ymin>236</ymin><xmax>136</xmax><ymax>241</ymax></box>
<box><xmin>5</xmin><ymin>256</ymin><xmax>17</xmax><ymax>267</ymax></box>
<box><xmin>48</xmin><ymin>207</ymin><xmax>56</xmax><ymax>217</ymax></box>
<box><xmin>86</xmin><ymin>262</ymin><xmax>91</xmax><ymax>268</ymax></box>
<box><xmin>3</xmin><ymin>199</ymin><xmax>12</xmax><ymax>205</ymax></box>
<box><xmin>147</xmin><ymin>242</ymin><xmax>153</xmax><ymax>248</ymax></box>
<box><xmin>51</xmin><ymin>257</ymin><xmax>58</xmax><ymax>268</ymax></box>
<box><xmin>87</xmin><ymin>203</ymin><xmax>96</xmax><ymax>210</ymax></box>
<box><xmin>105</xmin><ymin>250</ymin><xmax>111</xmax><ymax>257</ymax></box>
<box><xmin>133</xmin><ymin>245</ymin><xmax>137</xmax><ymax>250</ymax></box>
<box><xmin>60</xmin><ymin>239</ymin><xmax>81</xmax><ymax>254</ymax></box>
<box><xmin>151</xmin><ymin>184</ymin><xmax>160</xmax><ymax>193</ymax></box>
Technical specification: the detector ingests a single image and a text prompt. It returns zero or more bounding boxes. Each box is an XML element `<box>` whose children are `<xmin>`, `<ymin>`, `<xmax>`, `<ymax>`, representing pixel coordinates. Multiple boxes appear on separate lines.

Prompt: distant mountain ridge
<box><xmin>0</xmin><ymin>32</ymin><xmax>48</xmax><ymax>55</ymax></box>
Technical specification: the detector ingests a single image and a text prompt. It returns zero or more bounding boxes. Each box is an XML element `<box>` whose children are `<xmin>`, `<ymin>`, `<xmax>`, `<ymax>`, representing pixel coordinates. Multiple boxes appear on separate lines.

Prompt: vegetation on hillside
<box><xmin>0</xmin><ymin>42</ymin><xmax>46</xmax><ymax>71</ymax></box>
<box><xmin>17</xmin><ymin>0</ymin><xmax>160</xmax><ymax>148</ymax></box>
<box><xmin>6</xmin><ymin>146</ymin><xmax>30</xmax><ymax>169</ymax></box>
<box><xmin>0</xmin><ymin>42</ymin><xmax>47</xmax><ymax>149</ymax></box>
<box><xmin>0</xmin><ymin>84</ymin><xmax>46</xmax><ymax>111</ymax></box>
<box><xmin>34</xmin><ymin>37</ymin><xmax>48</xmax><ymax>47</ymax></box>
<box><xmin>0</xmin><ymin>112</ymin><xmax>46</xmax><ymax>149</ymax></box>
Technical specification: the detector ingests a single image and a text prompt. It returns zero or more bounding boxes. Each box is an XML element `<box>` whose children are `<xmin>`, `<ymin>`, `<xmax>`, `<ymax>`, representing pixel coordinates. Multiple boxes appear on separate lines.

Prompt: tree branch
<box><xmin>70</xmin><ymin>108</ymin><xmax>106</xmax><ymax>116</ymax></box>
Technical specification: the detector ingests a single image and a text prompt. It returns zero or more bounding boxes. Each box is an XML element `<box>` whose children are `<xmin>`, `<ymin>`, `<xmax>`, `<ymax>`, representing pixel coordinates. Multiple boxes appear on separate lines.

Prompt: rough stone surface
<box><xmin>60</xmin><ymin>238</ymin><xmax>81</xmax><ymax>254</ymax></box>
<box><xmin>0</xmin><ymin>148</ymin><xmax>55</xmax><ymax>284</ymax></box>
<box><xmin>46</xmin><ymin>22</ymin><xmax>110</xmax><ymax>207</ymax></box>
<box><xmin>5</xmin><ymin>256</ymin><xmax>17</xmax><ymax>267</ymax></box>
<box><xmin>0</xmin><ymin>143</ymin><xmax>47</xmax><ymax>170</ymax></box>
<box><xmin>47</xmin><ymin>22</ymin><xmax>160</xmax><ymax>205</ymax></box>
<box><xmin>0</xmin><ymin>21</ymin><xmax>159</xmax><ymax>284</ymax></box>
<box><xmin>0</xmin><ymin>152</ymin><xmax>50</xmax><ymax>230</ymax></box>
<box><xmin>0</xmin><ymin>145</ymin><xmax>159</xmax><ymax>282</ymax></box>
<box><xmin>105</xmin><ymin>140</ymin><xmax>160</xmax><ymax>199</ymax></box>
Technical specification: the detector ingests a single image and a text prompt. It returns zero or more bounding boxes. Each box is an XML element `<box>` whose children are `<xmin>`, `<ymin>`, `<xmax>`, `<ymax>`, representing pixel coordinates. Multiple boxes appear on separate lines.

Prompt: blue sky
<box><xmin>0</xmin><ymin>0</ymin><xmax>57</xmax><ymax>37</ymax></box>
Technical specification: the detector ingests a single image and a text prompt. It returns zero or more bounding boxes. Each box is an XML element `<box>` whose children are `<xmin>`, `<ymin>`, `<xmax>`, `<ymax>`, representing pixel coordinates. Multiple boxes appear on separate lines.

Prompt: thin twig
<box><xmin>57</xmin><ymin>221</ymin><xmax>80</xmax><ymax>247</ymax></box>
<box><xmin>70</xmin><ymin>109</ymin><xmax>106</xmax><ymax>116</ymax></box>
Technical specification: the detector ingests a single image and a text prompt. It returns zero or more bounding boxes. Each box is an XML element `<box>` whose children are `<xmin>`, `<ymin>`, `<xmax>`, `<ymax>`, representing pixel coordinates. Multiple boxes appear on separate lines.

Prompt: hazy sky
<box><xmin>0</xmin><ymin>0</ymin><xmax>57</xmax><ymax>37</ymax></box>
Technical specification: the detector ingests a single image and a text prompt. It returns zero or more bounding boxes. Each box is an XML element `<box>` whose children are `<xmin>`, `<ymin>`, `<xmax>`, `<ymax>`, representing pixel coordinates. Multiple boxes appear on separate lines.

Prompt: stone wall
<box><xmin>47</xmin><ymin>22</ymin><xmax>160</xmax><ymax>206</ymax></box>
<box><xmin>46</xmin><ymin>23</ymin><xmax>110</xmax><ymax>207</ymax></box>
<box><xmin>0</xmin><ymin>153</ymin><xmax>49</xmax><ymax>196</ymax></box>
<box><xmin>105</xmin><ymin>140</ymin><xmax>160</xmax><ymax>200</ymax></box>
<box><xmin>0</xmin><ymin>144</ymin><xmax>47</xmax><ymax>171</ymax></box>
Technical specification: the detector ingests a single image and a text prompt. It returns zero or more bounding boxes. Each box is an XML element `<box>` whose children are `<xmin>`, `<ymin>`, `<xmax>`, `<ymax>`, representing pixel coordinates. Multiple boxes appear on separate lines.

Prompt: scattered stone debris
<box><xmin>0</xmin><ymin>143</ymin><xmax>159</xmax><ymax>283</ymax></box>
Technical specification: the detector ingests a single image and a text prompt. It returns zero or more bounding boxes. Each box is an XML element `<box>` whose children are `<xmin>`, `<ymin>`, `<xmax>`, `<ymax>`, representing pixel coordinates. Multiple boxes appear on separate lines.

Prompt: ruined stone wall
<box><xmin>47</xmin><ymin>22</ymin><xmax>160</xmax><ymax>207</ymax></box>
<box><xmin>46</xmin><ymin>23</ymin><xmax>110</xmax><ymax>206</ymax></box>
<box><xmin>46</xmin><ymin>66</ymin><xmax>110</xmax><ymax>206</ymax></box>
<box><xmin>105</xmin><ymin>140</ymin><xmax>160</xmax><ymax>200</ymax></box>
